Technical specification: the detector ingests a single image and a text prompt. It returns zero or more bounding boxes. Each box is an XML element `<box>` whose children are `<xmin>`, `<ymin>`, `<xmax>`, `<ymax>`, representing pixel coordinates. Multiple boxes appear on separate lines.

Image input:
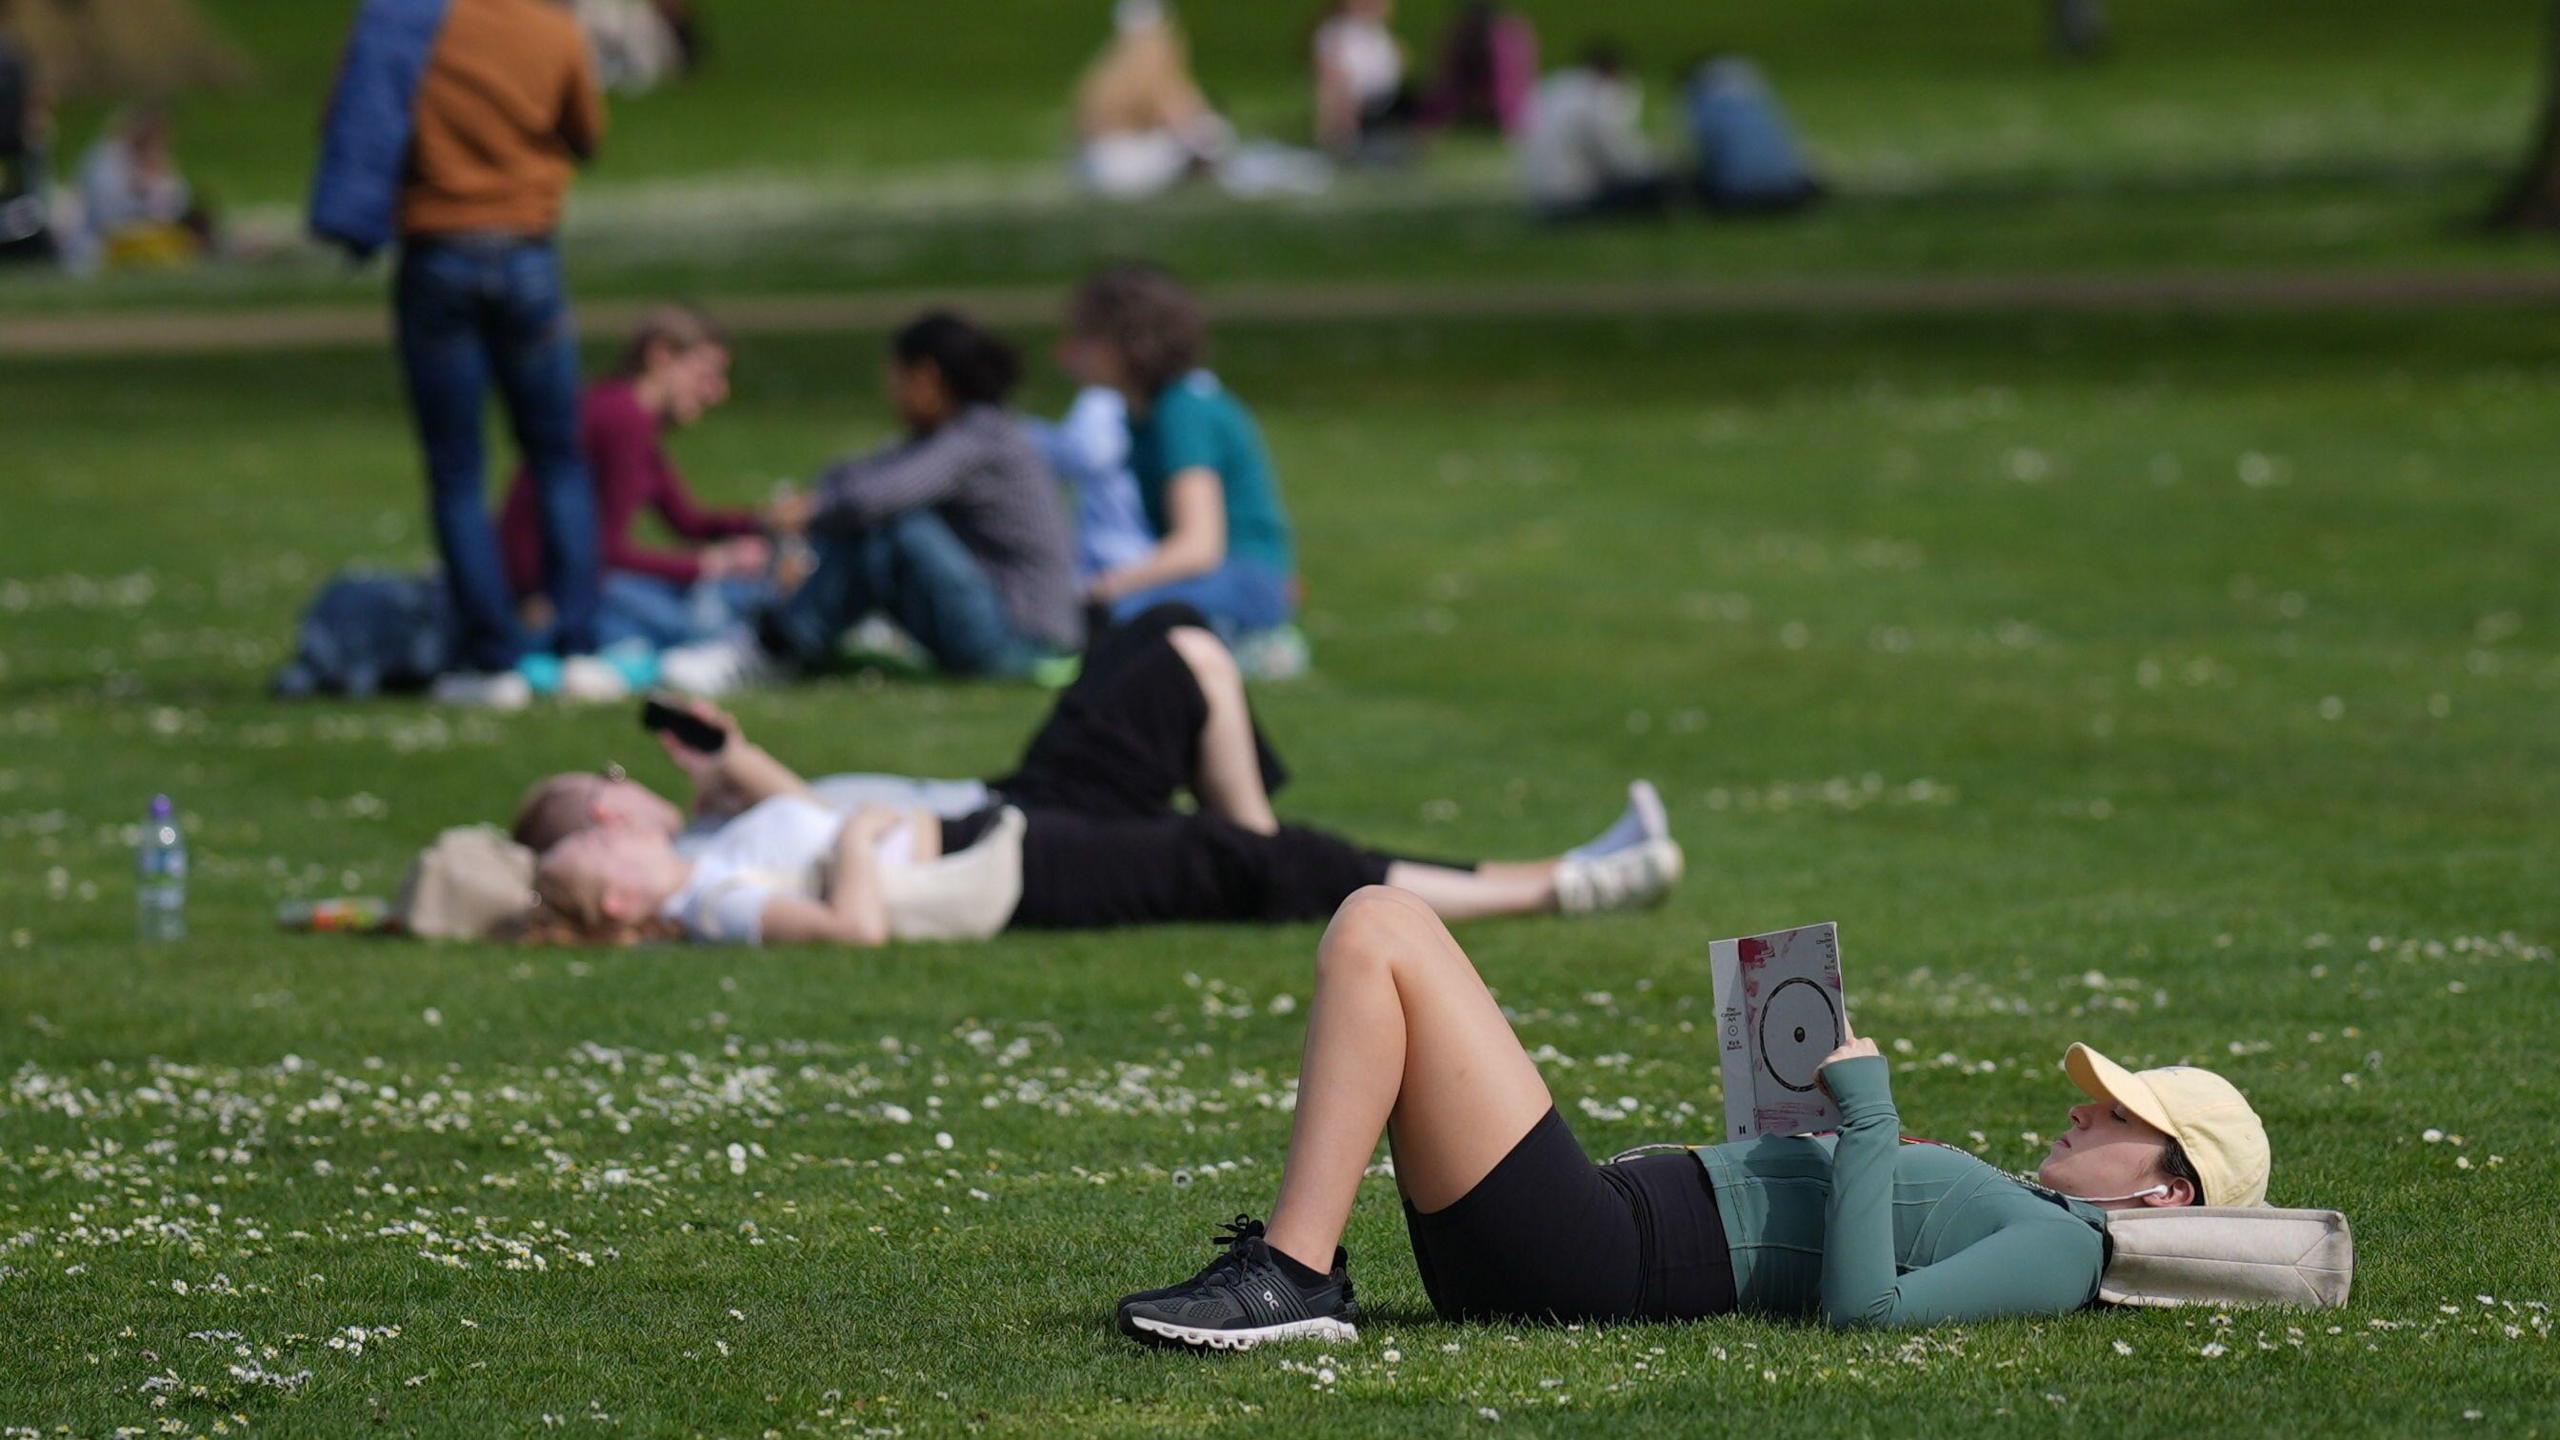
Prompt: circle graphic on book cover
<box><xmin>1758</xmin><ymin>977</ymin><xmax>1842</xmax><ymax>1094</ymax></box>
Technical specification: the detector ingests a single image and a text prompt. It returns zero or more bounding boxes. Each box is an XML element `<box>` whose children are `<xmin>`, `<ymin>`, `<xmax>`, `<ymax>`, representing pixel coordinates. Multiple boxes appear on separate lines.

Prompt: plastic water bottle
<box><xmin>136</xmin><ymin>794</ymin><xmax>187</xmax><ymax>942</ymax></box>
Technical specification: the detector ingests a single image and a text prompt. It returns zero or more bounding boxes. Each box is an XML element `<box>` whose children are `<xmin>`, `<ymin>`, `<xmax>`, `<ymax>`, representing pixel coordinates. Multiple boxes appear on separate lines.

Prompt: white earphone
<box><xmin>2063</xmin><ymin>1182</ymin><xmax>2173</xmax><ymax>1204</ymax></box>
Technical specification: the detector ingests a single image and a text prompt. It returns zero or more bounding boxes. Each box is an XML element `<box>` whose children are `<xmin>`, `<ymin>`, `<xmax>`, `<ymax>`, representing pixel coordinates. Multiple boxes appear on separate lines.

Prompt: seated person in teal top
<box><xmin>1113</xmin><ymin>888</ymin><xmax>2275</xmax><ymax>1350</ymax></box>
<box><xmin>1066</xmin><ymin>263</ymin><xmax>1299</xmax><ymax>639</ymax></box>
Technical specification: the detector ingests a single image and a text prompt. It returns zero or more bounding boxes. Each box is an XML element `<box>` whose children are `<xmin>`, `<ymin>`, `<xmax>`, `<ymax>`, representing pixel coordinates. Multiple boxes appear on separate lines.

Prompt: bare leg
<box><xmin>1166</xmin><ymin>625</ymin><xmax>1280</xmax><ymax>835</ymax></box>
<box><xmin>1382</xmin><ymin>858</ymin><xmax>1559</xmax><ymax>921</ymax></box>
<box><xmin>1263</xmin><ymin>887</ymin><xmax>1555</xmax><ymax>1271</ymax></box>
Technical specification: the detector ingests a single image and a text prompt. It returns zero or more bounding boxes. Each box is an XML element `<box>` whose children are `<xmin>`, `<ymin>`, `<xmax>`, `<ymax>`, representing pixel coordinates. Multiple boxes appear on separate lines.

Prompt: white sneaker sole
<box><xmin>1124</xmin><ymin>1314</ymin><xmax>1358</xmax><ymax>1351</ymax></box>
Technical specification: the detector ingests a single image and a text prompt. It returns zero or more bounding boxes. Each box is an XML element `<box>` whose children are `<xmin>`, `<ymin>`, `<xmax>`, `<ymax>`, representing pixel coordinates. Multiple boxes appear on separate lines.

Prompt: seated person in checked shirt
<box><xmin>661</xmin><ymin>311</ymin><xmax>1084</xmax><ymax>691</ymax></box>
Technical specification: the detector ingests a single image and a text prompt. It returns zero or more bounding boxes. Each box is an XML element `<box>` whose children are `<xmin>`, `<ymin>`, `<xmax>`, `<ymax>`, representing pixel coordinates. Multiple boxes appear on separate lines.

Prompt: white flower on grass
<box><xmin>2112</xmin><ymin>1340</ymin><xmax>2134</xmax><ymax>1356</ymax></box>
<box><xmin>726</xmin><ymin>1143</ymin><xmax>748</xmax><ymax>1176</ymax></box>
<box><xmin>2199</xmin><ymin>1342</ymin><xmax>2227</xmax><ymax>1357</ymax></box>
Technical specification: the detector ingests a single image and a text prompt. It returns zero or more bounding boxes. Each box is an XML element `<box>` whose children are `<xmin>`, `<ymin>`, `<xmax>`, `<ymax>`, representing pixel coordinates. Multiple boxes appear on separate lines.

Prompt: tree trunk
<box><xmin>0</xmin><ymin>0</ymin><xmax>252</xmax><ymax>101</ymax></box>
<box><xmin>2487</xmin><ymin>0</ymin><xmax>2560</xmax><ymax>228</ymax></box>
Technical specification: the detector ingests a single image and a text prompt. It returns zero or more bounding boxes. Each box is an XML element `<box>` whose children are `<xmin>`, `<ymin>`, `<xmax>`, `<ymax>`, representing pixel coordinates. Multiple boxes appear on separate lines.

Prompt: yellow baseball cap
<box><xmin>2063</xmin><ymin>1043</ymin><xmax>2270</xmax><ymax>1207</ymax></box>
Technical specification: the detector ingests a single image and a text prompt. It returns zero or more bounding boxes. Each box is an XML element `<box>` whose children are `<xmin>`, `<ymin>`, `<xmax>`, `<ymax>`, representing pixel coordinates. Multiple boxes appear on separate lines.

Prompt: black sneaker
<box><xmin>1116</xmin><ymin>1215</ymin><xmax>1360</xmax><ymax>1351</ymax></box>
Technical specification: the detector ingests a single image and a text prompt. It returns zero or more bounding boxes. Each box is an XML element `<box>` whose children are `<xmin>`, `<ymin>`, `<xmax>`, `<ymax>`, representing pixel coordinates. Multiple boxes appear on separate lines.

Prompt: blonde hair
<box><xmin>616</xmin><ymin>303</ymin><xmax>729</xmax><ymax>379</ymax></box>
<box><xmin>497</xmin><ymin>907</ymin><xmax>682</xmax><ymax>946</ymax></box>
<box><xmin>512</xmin><ymin>841</ymin><xmax>683</xmax><ymax>946</ymax></box>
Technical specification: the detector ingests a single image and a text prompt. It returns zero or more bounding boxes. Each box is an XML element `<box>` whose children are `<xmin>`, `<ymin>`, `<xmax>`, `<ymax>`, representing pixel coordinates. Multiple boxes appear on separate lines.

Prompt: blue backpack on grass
<box><xmin>271</xmin><ymin>569</ymin><xmax>459</xmax><ymax>698</ymax></box>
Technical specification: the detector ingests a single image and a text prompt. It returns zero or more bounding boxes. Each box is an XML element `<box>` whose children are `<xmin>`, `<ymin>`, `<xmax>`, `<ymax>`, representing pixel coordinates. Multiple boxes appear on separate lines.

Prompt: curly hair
<box><xmin>1068</xmin><ymin>261</ymin><xmax>1207</xmax><ymax>400</ymax></box>
<box><xmin>891</xmin><ymin>309</ymin><xmax>1024</xmax><ymax>408</ymax></box>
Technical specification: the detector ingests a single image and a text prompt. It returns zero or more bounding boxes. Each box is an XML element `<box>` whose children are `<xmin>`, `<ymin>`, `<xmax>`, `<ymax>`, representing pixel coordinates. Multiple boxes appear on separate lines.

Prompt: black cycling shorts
<box><xmin>1401</xmin><ymin>1107</ymin><xmax>1737</xmax><ymax>1324</ymax></box>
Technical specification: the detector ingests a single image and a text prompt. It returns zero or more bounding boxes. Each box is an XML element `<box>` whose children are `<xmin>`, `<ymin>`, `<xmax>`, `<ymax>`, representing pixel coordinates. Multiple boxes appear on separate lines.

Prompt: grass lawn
<box><xmin>4</xmin><ymin>307</ymin><xmax>2557</xmax><ymax>1435</ymax></box>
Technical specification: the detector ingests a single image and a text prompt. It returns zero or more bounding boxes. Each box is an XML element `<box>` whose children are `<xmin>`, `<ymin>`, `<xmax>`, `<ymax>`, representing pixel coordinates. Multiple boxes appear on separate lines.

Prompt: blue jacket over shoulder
<box><xmin>307</xmin><ymin>0</ymin><xmax>451</xmax><ymax>258</ymax></box>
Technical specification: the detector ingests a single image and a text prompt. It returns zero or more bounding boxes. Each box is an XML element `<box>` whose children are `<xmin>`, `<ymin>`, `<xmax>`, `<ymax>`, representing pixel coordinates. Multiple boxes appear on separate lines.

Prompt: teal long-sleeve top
<box><xmin>1688</xmin><ymin>1055</ymin><xmax>2111</xmax><ymax>1327</ymax></box>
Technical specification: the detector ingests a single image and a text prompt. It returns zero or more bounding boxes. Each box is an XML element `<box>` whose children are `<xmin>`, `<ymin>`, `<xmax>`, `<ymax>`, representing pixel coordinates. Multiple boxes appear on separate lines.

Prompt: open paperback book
<box><xmin>1711</xmin><ymin>921</ymin><xmax>1848</xmax><ymax>1141</ymax></box>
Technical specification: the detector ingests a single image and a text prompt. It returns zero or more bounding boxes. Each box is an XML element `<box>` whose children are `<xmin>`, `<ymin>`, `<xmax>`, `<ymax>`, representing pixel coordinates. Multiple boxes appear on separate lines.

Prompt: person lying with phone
<box><xmin>510</xmin><ymin>605</ymin><xmax>1685</xmax><ymax>943</ymax></box>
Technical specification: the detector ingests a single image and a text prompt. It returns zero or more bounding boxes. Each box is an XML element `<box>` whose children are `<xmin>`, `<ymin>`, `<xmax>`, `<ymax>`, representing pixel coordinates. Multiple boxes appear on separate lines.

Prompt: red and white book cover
<box><xmin>1711</xmin><ymin>921</ymin><xmax>1848</xmax><ymax>1141</ymax></box>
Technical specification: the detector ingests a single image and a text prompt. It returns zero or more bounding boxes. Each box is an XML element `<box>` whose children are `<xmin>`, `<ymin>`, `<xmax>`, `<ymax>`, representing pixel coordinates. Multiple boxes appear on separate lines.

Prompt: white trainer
<box><xmin>1555</xmin><ymin>837</ymin><xmax>1684</xmax><ymax>915</ymax></box>
<box><xmin>658</xmin><ymin>633</ymin><xmax>786</xmax><ymax>697</ymax></box>
<box><xmin>556</xmin><ymin>654</ymin><xmax>632</xmax><ymax>703</ymax></box>
<box><xmin>430</xmin><ymin>669</ymin><xmax>533</xmax><ymax>711</ymax></box>
<box><xmin>1628</xmin><ymin>779</ymin><xmax>1668</xmax><ymax>844</ymax></box>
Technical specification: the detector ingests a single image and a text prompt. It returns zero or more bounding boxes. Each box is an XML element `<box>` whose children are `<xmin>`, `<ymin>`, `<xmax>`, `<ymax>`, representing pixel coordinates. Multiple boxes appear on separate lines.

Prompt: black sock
<box><xmin>752</xmin><ymin>611</ymin><xmax>800</xmax><ymax>665</ymax></box>
<box><xmin>1268</xmin><ymin>1245</ymin><xmax>1332</xmax><ymax>1289</ymax></box>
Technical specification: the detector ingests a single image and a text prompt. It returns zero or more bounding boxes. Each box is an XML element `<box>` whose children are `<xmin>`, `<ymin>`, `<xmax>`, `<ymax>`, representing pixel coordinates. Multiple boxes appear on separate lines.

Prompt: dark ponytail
<box><xmin>891</xmin><ymin>310</ymin><xmax>1023</xmax><ymax>408</ymax></box>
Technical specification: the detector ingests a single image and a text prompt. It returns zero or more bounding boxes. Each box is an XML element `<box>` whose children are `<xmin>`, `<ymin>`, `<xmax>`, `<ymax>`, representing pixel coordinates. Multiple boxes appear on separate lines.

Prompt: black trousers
<box><xmin>1005</xmin><ymin>808</ymin><xmax>1396</xmax><ymax>930</ymax></box>
<box><xmin>990</xmin><ymin>602</ymin><xmax>1288</xmax><ymax>820</ymax></box>
<box><xmin>945</xmin><ymin>603</ymin><xmax>1466</xmax><ymax>930</ymax></box>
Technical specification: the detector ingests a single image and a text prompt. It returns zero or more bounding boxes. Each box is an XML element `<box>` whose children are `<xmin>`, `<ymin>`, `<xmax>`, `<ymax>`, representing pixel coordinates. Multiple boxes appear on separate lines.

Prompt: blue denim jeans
<box><xmin>764</xmin><ymin>509</ymin><xmax>1047</xmax><ymax>677</ymax></box>
<box><xmin>1109</xmin><ymin>557</ymin><xmax>1296</xmax><ymax>640</ymax></box>
<box><xmin>595</xmin><ymin>572</ymin><xmax>774</xmax><ymax>651</ymax></box>
<box><xmin>395</xmin><ymin>236</ymin><xmax>598</xmax><ymax>671</ymax></box>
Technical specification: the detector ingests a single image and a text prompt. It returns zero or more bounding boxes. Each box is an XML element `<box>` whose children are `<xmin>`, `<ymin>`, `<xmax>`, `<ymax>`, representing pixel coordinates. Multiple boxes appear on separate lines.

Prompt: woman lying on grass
<box><xmin>520</xmin><ymin>607</ymin><xmax>1683</xmax><ymax>943</ymax></box>
<box><xmin>1114</xmin><ymin>888</ymin><xmax>2272</xmax><ymax>1348</ymax></box>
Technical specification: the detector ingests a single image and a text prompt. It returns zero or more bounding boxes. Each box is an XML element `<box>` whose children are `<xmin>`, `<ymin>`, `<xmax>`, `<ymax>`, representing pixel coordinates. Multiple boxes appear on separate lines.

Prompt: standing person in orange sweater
<box><xmin>393</xmin><ymin>0</ymin><xmax>614</xmax><ymax>708</ymax></box>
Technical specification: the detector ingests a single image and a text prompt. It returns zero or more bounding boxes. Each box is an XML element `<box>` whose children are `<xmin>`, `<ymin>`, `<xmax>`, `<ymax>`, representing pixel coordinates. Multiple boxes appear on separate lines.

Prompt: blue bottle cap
<box><xmin>150</xmin><ymin>794</ymin><xmax>173</xmax><ymax>818</ymax></box>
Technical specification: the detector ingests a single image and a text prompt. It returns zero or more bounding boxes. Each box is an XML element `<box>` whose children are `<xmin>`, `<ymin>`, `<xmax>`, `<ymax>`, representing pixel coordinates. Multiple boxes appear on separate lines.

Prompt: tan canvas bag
<box><xmin>879</xmin><ymin>807</ymin><xmax>1026</xmax><ymax>942</ymax></box>
<box><xmin>395</xmin><ymin>825</ymin><xmax>539</xmax><ymax>939</ymax></box>
<box><xmin>2098</xmin><ymin>1206</ymin><xmax>2353</xmax><ymax>1309</ymax></box>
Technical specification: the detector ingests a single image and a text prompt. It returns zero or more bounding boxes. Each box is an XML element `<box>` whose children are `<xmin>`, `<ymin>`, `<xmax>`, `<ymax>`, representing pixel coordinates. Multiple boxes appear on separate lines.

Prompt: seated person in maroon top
<box><xmin>501</xmin><ymin>305</ymin><xmax>775</xmax><ymax>649</ymax></box>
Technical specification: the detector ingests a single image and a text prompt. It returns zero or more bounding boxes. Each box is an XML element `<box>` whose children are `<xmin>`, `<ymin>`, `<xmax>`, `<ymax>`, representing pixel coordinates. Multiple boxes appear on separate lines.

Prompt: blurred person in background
<box><xmin>1067</xmin><ymin>263</ymin><xmax>1304</xmax><ymax>665</ymax></box>
<box><xmin>0</xmin><ymin>35</ymin><xmax>61</xmax><ymax>264</ymax></box>
<box><xmin>71</xmin><ymin>107</ymin><xmax>217</xmax><ymax>269</ymax></box>
<box><xmin>315</xmin><ymin>0</ymin><xmax>613</xmax><ymax>709</ymax></box>
<box><xmin>576</xmin><ymin>0</ymin><xmax>704</xmax><ymax>94</ymax></box>
<box><xmin>1517</xmin><ymin>42</ymin><xmax>1669</xmax><ymax>220</ymax></box>
<box><xmin>1036</xmin><ymin>330</ymin><xmax>1159</xmax><ymax>588</ymax></box>
<box><xmin>1682</xmin><ymin>55</ymin><xmax>1825</xmax><ymax>215</ymax></box>
<box><xmin>1075</xmin><ymin>0</ymin><xmax>1233</xmax><ymax>200</ymax></box>
<box><xmin>1312</xmin><ymin>0</ymin><xmax>1413</xmax><ymax>163</ymax></box>
<box><xmin>2050</xmin><ymin>0</ymin><xmax>2111</xmax><ymax>60</ymax></box>
<box><xmin>1417</xmin><ymin>1</ymin><xmax>1536</xmax><ymax>137</ymax></box>
<box><xmin>523</xmin><ymin>612</ymin><xmax>1680</xmax><ymax>946</ymax></box>
<box><xmin>500</xmin><ymin>304</ymin><xmax>775</xmax><ymax>657</ymax></box>
<box><xmin>660</xmin><ymin>311</ymin><xmax>1083</xmax><ymax>693</ymax></box>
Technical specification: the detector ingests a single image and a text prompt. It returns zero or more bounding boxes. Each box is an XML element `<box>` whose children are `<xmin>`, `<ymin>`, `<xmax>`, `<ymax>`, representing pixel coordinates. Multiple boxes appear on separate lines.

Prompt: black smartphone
<box><xmin>640</xmin><ymin>695</ymin><xmax>728</xmax><ymax>754</ymax></box>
